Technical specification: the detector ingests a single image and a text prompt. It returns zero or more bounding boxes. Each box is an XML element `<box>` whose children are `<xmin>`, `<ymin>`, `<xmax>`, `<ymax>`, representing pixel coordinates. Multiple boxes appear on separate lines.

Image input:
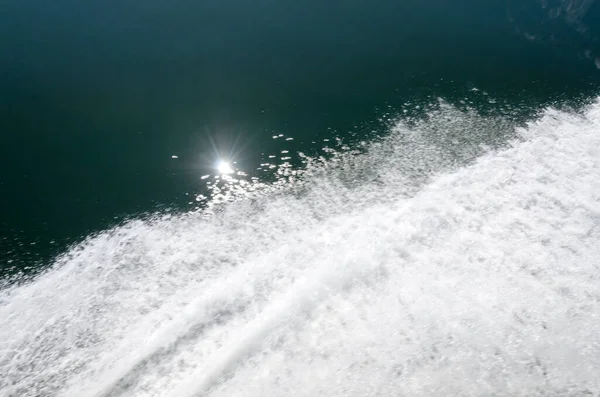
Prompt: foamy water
<box><xmin>1</xmin><ymin>101</ymin><xmax>600</xmax><ymax>397</ymax></box>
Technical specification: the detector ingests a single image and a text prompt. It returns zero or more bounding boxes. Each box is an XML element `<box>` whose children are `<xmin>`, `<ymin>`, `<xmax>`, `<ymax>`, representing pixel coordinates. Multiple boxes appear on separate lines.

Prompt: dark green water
<box><xmin>1</xmin><ymin>0</ymin><xmax>600</xmax><ymax>274</ymax></box>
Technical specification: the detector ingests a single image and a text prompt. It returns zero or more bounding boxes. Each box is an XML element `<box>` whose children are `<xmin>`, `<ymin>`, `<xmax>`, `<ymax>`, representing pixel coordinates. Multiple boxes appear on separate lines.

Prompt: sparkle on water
<box><xmin>216</xmin><ymin>160</ymin><xmax>234</xmax><ymax>174</ymax></box>
<box><xmin>1</xmin><ymin>99</ymin><xmax>600</xmax><ymax>397</ymax></box>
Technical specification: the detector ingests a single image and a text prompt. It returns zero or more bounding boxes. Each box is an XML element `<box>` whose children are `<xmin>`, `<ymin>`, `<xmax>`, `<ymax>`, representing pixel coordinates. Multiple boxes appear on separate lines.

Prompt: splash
<box><xmin>1</xmin><ymin>100</ymin><xmax>600</xmax><ymax>397</ymax></box>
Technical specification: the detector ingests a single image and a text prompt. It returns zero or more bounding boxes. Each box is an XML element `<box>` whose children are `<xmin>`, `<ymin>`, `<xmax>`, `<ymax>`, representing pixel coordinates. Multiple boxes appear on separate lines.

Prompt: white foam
<box><xmin>1</xmin><ymin>101</ymin><xmax>600</xmax><ymax>397</ymax></box>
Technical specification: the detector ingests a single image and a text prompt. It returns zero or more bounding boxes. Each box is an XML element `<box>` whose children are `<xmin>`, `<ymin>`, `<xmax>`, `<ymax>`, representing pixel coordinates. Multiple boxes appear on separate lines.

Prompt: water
<box><xmin>2</xmin><ymin>0</ymin><xmax>600</xmax><ymax>395</ymax></box>
<box><xmin>2</xmin><ymin>0</ymin><xmax>600</xmax><ymax>269</ymax></box>
<box><xmin>2</xmin><ymin>101</ymin><xmax>600</xmax><ymax>396</ymax></box>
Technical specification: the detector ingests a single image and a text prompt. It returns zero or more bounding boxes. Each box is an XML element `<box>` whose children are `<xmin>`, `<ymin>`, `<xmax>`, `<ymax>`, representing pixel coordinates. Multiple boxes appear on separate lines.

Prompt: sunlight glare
<box><xmin>217</xmin><ymin>160</ymin><xmax>234</xmax><ymax>174</ymax></box>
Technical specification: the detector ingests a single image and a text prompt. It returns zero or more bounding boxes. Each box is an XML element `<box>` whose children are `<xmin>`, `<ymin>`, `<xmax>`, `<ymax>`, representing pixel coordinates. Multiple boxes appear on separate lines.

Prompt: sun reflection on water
<box><xmin>216</xmin><ymin>160</ymin><xmax>234</xmax><ymax>175</ymax></box>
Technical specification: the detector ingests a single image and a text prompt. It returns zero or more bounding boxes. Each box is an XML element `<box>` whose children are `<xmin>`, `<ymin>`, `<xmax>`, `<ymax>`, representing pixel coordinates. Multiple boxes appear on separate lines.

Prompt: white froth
<box><xmin>1</xmin><ymin>102</ymin><xmax>600</xmax><ymax>397</ymax></box>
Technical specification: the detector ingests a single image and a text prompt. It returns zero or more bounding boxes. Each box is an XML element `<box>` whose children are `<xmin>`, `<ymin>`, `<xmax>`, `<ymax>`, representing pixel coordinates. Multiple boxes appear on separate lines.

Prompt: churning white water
<box><xmin>1</xmin><ymin>101</ymin><xmax>600</xmax><ymax>397</ymax></box>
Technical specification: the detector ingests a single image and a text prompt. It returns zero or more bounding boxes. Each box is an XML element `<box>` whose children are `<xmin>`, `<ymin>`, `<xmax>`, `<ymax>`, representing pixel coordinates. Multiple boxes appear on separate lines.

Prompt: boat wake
<box><xmin>1</xmin><ymin>100</ymin><xmax>600</xmax><ymax>397</ymax></box>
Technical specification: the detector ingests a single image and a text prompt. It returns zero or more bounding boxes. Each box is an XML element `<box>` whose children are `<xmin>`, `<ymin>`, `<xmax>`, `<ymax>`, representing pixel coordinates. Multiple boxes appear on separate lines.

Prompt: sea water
<box><xmin>1</xmin><ymin>101</ymin><xmax>599</xmax><ymax>396</ymax></box>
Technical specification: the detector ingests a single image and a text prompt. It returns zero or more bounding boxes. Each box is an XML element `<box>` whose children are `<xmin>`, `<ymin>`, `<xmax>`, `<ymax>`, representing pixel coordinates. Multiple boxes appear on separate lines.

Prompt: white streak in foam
<box><xmin>171</xmin><ymin>235</ymin><xmax>380</xmax><ymax>397</ymax></box>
